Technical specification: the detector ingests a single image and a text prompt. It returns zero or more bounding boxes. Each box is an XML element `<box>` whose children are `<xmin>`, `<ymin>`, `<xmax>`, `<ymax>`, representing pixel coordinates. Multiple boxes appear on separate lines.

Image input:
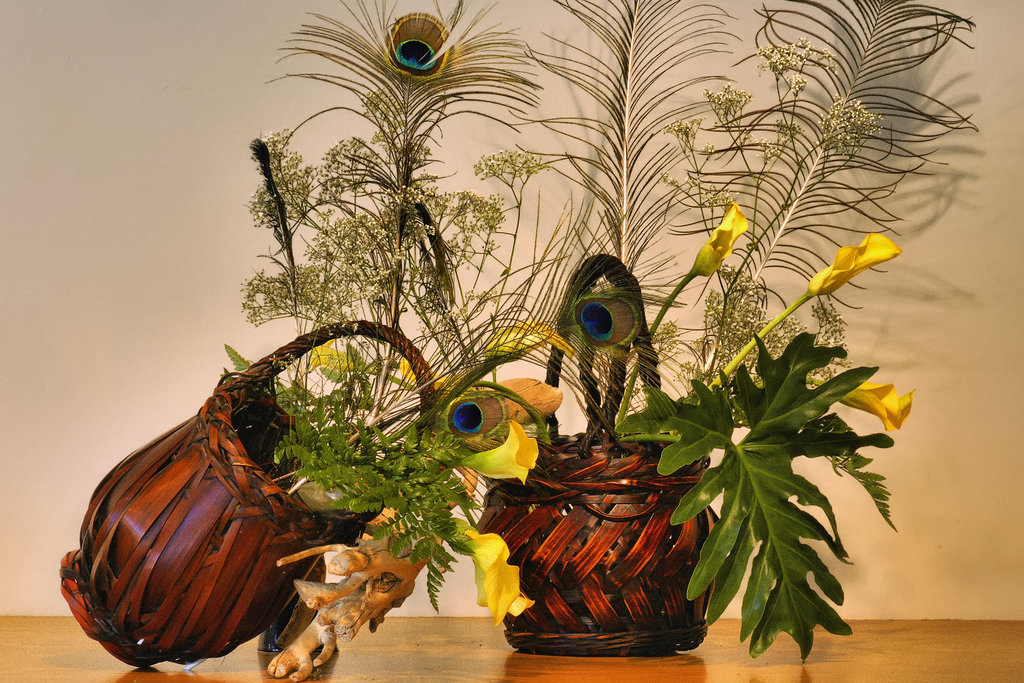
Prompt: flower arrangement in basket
<box><xmin>62</xmin><ymin>0</ymin><xmax>974</xmax><ymax>679</ymax></box>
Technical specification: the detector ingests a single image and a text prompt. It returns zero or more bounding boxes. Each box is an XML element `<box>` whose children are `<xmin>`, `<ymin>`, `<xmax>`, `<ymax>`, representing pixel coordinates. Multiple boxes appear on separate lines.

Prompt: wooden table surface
<box><xmin>3</xmin><ymin>617</ymin><xmax>1022</xmax><ymax>682</ymax></box>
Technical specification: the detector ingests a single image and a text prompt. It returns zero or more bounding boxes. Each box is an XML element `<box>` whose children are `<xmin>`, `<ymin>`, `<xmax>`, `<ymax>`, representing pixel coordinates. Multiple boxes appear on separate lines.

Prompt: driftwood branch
<box><xmin>267</xmin><ymin>536</ymin><xmax>426</xmax><ymax>681</ymax></box>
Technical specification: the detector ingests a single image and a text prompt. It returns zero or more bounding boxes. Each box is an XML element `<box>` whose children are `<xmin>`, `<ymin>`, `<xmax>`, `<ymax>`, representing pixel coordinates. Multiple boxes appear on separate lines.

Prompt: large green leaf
<box><xmin>660</xmin><ymin>382</ymin><xmax>735</xmax><ymax>474</ymax></box>
<box><xmin>678</xmin><ymin>439</ymin><xmax>849</xmax><ymax>656</ymax></box>
<box><xmin>746</xmin><ymin>334</ymin><xmax>876</xmax><ymax>440</ymax></box>
<box><xmin>618</xmin><ymin>384</ymin><xmax>733</xmax><ymax>473</ymax></box>
<box><xmin>622</xmin><ymin>333</ymin><xmax>895</xmax><ymax>659</ymax></box>
<box><xmin>795</xmin><ymin>414</ymin><xmax>897</xmax><ymax>529</ymax></box>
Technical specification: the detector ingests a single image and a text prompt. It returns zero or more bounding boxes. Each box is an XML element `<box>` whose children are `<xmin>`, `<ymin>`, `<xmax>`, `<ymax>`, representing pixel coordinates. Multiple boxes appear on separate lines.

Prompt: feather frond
<box><xmin>532</xmin><ymin>0</ymin><xmax>732</xmax><ymax>271</ymax></box>
<box><xmin>668</xmin><ymin>0</ymin><xmax>975</xmax><ymax>283</ymax></box>
<box><xmin>284</xmin><ymin>0</ymin><xmax>539</xmax><ymax>140</ymax></box>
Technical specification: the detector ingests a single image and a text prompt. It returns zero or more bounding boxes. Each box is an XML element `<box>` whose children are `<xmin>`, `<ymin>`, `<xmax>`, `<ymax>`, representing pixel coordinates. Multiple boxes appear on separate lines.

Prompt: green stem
<box><xmin>650</xmin><ymin>271</ymin><xmax>699</xmax><ymax>337</ymax></box>
<box><xmin>713</xmin><ymin>292</ymin><xmax>812</xmax><ymax>387</ymax></box>
<box><xmin>617</xmin><ymin>433</ymin><xmax>681</xmax><ymax>444</ymax></box>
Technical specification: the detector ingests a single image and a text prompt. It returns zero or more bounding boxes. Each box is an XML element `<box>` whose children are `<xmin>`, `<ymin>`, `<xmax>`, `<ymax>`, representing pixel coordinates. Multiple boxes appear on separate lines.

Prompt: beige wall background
<box><xmin>1</xmin><ymin>0</ymin><xmax>1021</xmax><ymax>628</ymax></box>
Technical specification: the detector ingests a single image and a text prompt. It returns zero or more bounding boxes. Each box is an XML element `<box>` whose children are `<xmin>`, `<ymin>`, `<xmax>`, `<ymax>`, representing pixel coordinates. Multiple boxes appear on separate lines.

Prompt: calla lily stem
<box><xmin>713</xmin><ymin>292</ymin><xmax>812</xmax><ymax>387</ymax></box>
<box><xmin>650</xmin><ymin>271</ymin><xmax>700</xmax><ymax>337</ymax></box>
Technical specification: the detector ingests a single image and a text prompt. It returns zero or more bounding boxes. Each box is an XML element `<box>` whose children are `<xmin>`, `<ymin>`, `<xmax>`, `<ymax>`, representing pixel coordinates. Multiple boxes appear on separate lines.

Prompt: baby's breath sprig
<box><xmin>704</xmin><ymin>84</ymin><xmax>753</xmax><ymax>124</ymax></box>
<box><xmin>474</xmin><ymin>150</ymin><xmax>548</xmax><ymax>191</ymax></box>
<box><xmin>757</xmin><ymin>38</ymin><xmax>835</xmax><ymax>79</ymax></box>
<box><xmin>664</xmin><ymin>118</ymin><xmax>705</xmax><ymax>153</ymax></box>
<box><xmin>821</xmin><ymin>96</ymin><xmax>883</xmax><ymax>154</ymax></box>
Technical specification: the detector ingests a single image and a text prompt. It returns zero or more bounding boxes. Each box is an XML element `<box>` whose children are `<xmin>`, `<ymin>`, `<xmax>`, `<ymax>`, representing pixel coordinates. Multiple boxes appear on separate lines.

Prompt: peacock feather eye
<box><xmin>447</xmin><ymin>394</ymin><xmax>505</xmax><ymax>436</ymax></box>
<box><xmin>389</xmin><ymin>13</ymin><xmax>448</xmax><ymax>76</ymax></box>
<box><xmin>573</xmin><ymin>295</ymin><xmax>640</xmax><ymax>348</ymax></box>
<box><xmin>450</xmin><ymin>400</ymin><xmax>483</xmax><ymax>433</ymax></box>
<box><xmin>579</xmin><ymin>301</ymin><xmax>613</xmax><ymax>341</ymax></box>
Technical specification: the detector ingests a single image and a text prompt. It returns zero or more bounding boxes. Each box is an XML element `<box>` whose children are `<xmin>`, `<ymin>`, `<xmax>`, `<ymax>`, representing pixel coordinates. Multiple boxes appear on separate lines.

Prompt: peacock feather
<box><xmin>388</xmin><ymin>12</ymin><xmax>449</xmax><ymax>75</ymax></box>
<box><xmin>669</xmin><ymin>0</ymin><xmax>976</xmax><ymax>288</ymax></box>
<box><xmin>279</xmin><ymin>0</ymin><xmax>540</xmax><ymax>335</ymax></box>
<box><xmin>284</xmin><ymin>0</ymin><xmax>539</xmax><ymax>146</ymax></box>
<box><xmin>529</xmin><ymin>0</ymin><xmax>732</xmax><ymax>275</ymax></box>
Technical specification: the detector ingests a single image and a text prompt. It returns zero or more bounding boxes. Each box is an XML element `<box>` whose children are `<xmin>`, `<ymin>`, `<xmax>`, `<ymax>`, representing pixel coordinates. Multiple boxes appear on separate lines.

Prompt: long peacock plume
<box><xmin>669</xmin><ymin>0</ymin><xmax>975</xmax><ymax>287</ymax></box>
<box><xmin>282</xmin><ymin>0</ymin><xmax>540</xmax><ymax>331</ymax></box>
<box><xmin>530</xmin><ymin>0</ymin><xmax>732</xmax><ymax>274</ymax></box>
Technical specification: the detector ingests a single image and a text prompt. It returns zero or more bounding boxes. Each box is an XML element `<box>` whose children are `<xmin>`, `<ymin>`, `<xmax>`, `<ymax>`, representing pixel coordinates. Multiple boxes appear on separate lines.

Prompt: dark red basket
<box><xmin>480</xmin><ymin>437</ymin><xmax>713</xmax><ymax>656</ymax></box>
<box><xmin>60</xmin><ymin>321</ymin><xmax>432</xmax><ymax>666</ymax></box>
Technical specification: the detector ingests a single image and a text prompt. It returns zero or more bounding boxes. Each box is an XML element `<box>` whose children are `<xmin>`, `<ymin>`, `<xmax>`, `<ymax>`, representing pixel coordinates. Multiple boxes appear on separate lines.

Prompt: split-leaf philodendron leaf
<box><xmin>617</xmin><ymin>333</ymin><xmax>895</xmax><ymax>659</ymax></box>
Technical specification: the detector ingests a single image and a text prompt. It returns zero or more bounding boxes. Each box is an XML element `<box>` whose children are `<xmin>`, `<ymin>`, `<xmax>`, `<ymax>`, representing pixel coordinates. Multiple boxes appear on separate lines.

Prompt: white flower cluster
<box><xmin>821</xmin><ymin>96</ymin><xmax>882</xmax><ymax>153</ymax></box>
<box><xmin>664</xmin><ymin>117</ymin><xmax>704</xmax><ymax>151</ymax></box>
<box><xmin>473</xmin><ymin>150</ymin><xmax>547</xmax><ymax>186</ymax></box>
<box><xmin>758</xmin><ymin>139</ymin><xmax>781</xmax><ymax>162</ymax></box>
<box><xmin>786</xmin><ymin>74</ymin><xmax>808</xmax><ymax>96</ymax></box>
<box><xmin>703</xmin><ymin>84</ymin><xmax>753</xmax><ymax>124</ymax></box>
<box><xmin>758</xmin><ymin>38</ymin><xmax>835</xmax><ymax>79</ymax></box>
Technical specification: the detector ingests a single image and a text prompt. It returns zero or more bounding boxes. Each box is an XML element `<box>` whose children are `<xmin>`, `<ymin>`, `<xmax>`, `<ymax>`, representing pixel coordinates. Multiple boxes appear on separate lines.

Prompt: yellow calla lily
<box><xmin>310</xmin><ymin>341</ymin><xmax>352</xmax><ymax>373</ymax></box>
<box><xmin>397</xmin><ymin>357</ymin><xmax>429</xmax><ymax>386</ymax></box>
<box><xmin>689</xmin><ymin>202</ymin><xmax>749</xmax><ymax>276</ymax></box>
<box><xmin>397</xmin><ymin>357</ymin><xmax>449</xmax><ymax>390</ymax></box>
<box><xmin>486</xmin><ymin>321</ymin><xmax>575</xmax><ymax>359</ymax></box>
<box><xmin>806</xmin><ymin>233</ymin><xmax>902</xmax><ymax>296</ymax></box>
<box><xmin>464</xmin><ymin>528</ymin><xmax>535</xmax><ymax>625</ymax></box>
<box><xmin>398</xmin><ymin>357</ymin><xmax>416</xmax><ymax>383</ymax></box>
<box><xmin>841</xmin><ymin>381</ymin><xmax>914</xmax><ymax>430</ymax></box>
<box><xmin>459</xmin><ymin>421</ymin><xmax>538</xmax><ymax>483</ymax></box>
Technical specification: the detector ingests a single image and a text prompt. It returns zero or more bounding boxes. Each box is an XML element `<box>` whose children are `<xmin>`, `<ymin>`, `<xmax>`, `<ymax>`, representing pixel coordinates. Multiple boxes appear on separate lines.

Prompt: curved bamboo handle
<box><xmin>220</xmin><ymin>321</ymin><xmax>436</xmax><ymax>411</ymax></box>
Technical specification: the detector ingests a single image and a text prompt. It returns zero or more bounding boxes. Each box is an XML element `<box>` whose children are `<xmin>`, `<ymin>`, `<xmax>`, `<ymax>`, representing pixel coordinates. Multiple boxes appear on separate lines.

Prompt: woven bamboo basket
<box><xmin>479</xmin><ymin>254</ymin><xmax>714</xmax><ymax>656</ymax></box>
<box><xmin>60</xmin><ymin>321</ymin><xmax>433</xmax><ymax>667</ymax></box>
<box><xmin>480</xmin><ymin>439</ymin><xmax>712</xmax><ymax>656</ymax></box>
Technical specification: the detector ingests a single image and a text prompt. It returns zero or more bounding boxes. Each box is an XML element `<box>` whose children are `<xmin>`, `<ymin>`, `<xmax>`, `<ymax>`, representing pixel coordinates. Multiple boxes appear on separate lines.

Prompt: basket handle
<box><xmin>220</xmin><ymin>321</ymin><xmax>436</xmax><ymax>411</ymax></box>
<box><xmin>544</xmin><ymin>255</ymin><xmax>659</xmax><ymax>444</ymax></box>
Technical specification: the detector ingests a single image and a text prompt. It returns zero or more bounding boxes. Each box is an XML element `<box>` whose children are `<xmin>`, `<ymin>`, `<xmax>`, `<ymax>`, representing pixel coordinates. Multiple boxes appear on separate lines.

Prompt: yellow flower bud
<box><xmin>807</xmin><ymin>233</ymin><xmax>902</xmax><ymax>296</ymax></box>
<box><xmin>309</xmin><ymin>341</ymin><xmax>353</xmax><ymax>373</ymax></box>
<box><xmin>398</xmin><ymin>357</ymin><xmax>416</xmax><ymax>384</ymax></box>
<box><xmin>486</xmin><ymin>321</ymin><xmax>574</xmax><ymax>359</ymax></box>
<box><xmin>398</xmin><ymin>357</ymin><xmax>448</xmax><ymax>391</ymax></box>
<box><xmin>841</xmin><ymin>381</ymin><xmax>914</xmax><ymax>430</ymax></box>
<box><xmin>689</xmin><ymin>203</ymin><xmax>749</xmax><ymax>276</ymax></box>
